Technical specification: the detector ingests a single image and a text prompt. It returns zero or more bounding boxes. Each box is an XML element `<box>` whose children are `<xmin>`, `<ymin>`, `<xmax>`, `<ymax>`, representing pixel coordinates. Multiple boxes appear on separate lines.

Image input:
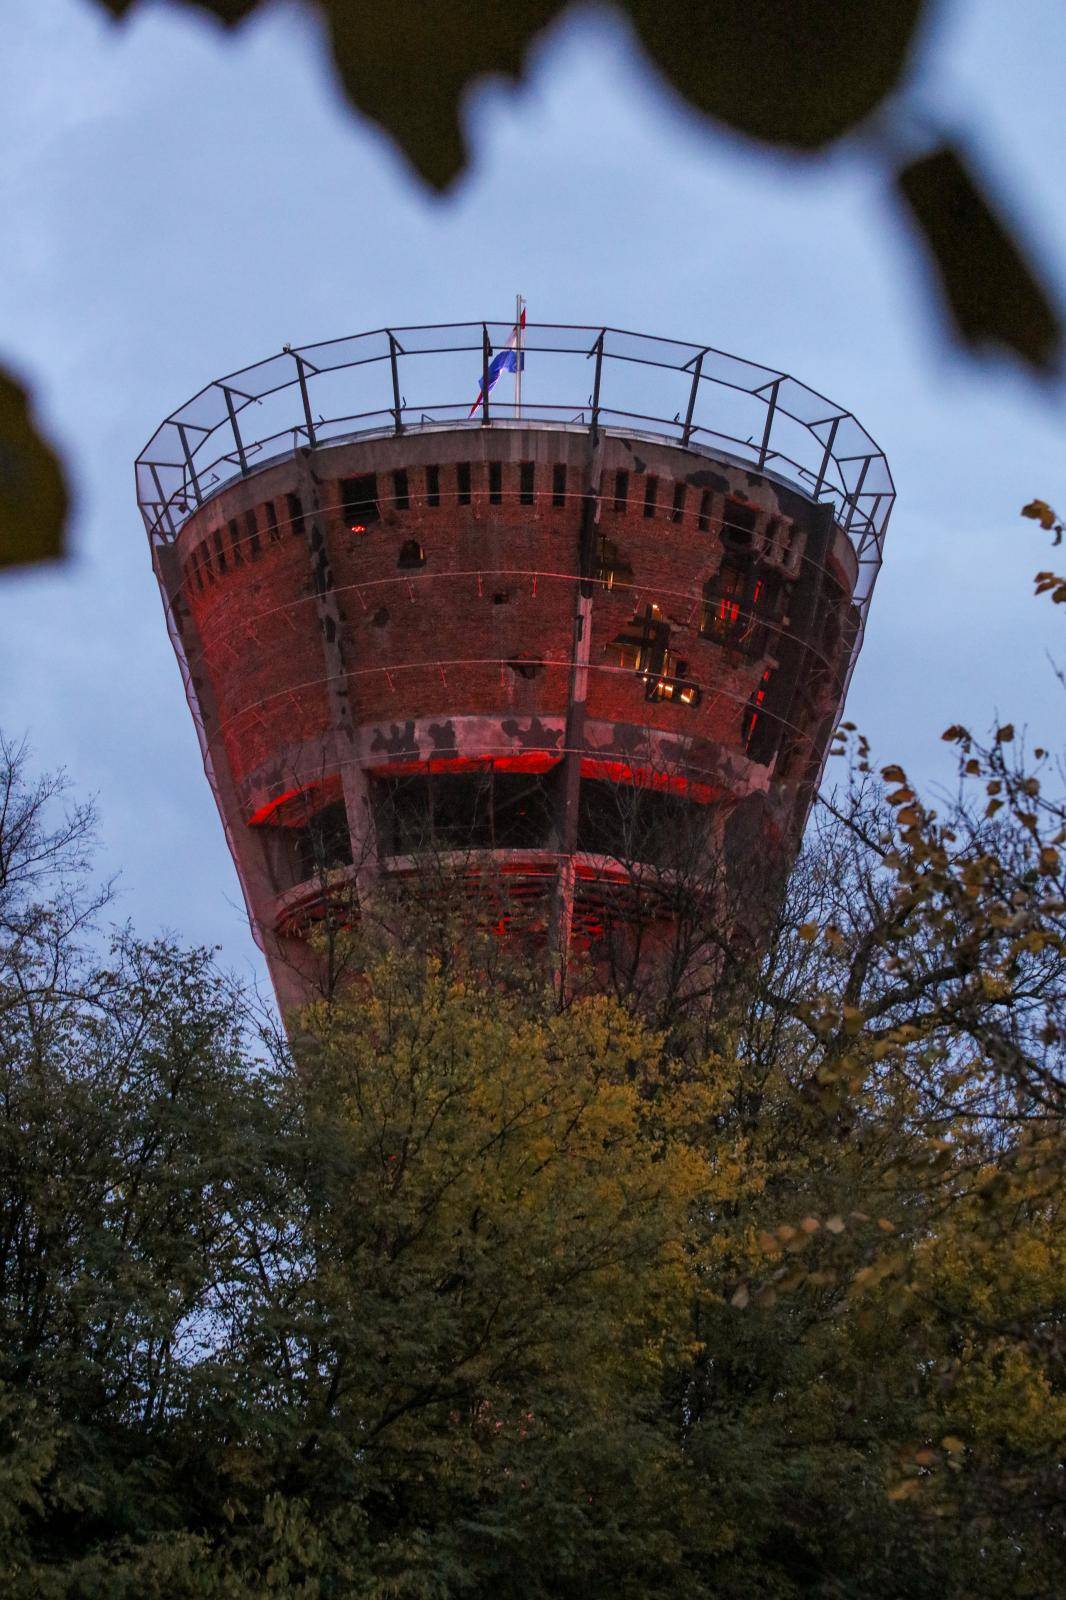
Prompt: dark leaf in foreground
<box><xmin>896</xmin><ymin>143</ymin><xmax>1062</xmax><ymax>374</ymax></box>
<box><xmin>0</xmin><ymin>370</ymin><xmax>68</xmax><ymax>572</ymax></box>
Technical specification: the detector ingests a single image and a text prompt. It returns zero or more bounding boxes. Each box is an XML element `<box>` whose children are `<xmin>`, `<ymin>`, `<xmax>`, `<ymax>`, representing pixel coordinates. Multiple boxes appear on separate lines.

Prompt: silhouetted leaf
<box><xmin>0</xmin><ymin>369</ymin><xmax>69</xmax><ymax>572</ymax></box>
<box><xmin>624</xmin><ymin>0</ymin><xmax>924</xmax><ymax>148</ymax></box>
<box><xmin>322</xmin><ymin>2</ymin><xmax>563</xmax><ymax>190</ymax></box>
<box><xmin>896</xmin><ymin>144</ymin><xmax>1062</xmax><ymax>373</ymax></box>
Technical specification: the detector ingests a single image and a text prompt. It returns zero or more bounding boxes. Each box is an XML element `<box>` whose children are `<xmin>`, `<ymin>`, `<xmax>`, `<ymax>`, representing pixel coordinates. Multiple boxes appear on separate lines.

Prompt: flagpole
<box><xmin>515</xmin><ymin>292</ymin><xmax>523</xmax><ymax>420</ymax></box>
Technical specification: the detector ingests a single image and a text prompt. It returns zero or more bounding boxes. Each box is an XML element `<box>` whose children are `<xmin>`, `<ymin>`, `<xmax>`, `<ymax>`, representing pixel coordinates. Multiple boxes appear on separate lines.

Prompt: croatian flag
<box><xmin>469</xmin><ymin>308</ymin><xmax>526</xmax><ymax>415</ymax></box>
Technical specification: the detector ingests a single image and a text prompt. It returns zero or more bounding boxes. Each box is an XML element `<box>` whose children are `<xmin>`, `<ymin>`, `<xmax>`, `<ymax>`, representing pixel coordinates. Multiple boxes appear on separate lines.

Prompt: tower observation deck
<box><xmin>136</xmin><ymin>321</ymin><xmax>894</xmax><ymax>1014</ymax></box>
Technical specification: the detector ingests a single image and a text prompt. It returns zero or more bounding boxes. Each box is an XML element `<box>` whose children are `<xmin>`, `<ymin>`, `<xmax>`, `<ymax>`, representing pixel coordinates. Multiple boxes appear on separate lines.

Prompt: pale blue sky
<box><xmin>1</xmin><ymin>0</ymin><xmax>1064</xmax><ymax>994</ymax></box>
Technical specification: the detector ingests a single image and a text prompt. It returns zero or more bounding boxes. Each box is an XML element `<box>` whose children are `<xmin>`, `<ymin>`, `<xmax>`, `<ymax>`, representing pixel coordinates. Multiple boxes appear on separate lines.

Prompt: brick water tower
<box><xmin>136</xmin><ymin>321</ymin><xmax>893</xmax><ymax>1014</ymax></box>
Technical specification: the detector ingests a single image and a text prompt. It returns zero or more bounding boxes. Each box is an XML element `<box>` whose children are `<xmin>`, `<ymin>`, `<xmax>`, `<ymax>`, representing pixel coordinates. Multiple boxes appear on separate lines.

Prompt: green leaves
<box><xmin>0</xmin><ymin>369</ymin><xmax>68</xmax><ymax>572</ymax></box>
<box><xmin>896</xmin><ymin>143</ymin><xmax>1062</xmax><ymax>374</ymax></box>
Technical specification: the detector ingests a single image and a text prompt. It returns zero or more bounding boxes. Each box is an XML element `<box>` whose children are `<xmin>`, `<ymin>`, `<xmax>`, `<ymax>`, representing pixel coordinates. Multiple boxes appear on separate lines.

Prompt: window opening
<box><xmin>228</xmin><ymin>518</ymin><xmax>244</xmax><ymax>565</ymax></box>
<box><xmin>698</xmin><ymin>490</ymin><xmax>713</xmax><ymax>532</ymax></box>
<box><xmin>188</xmin><ymin>549</ymin><xmax>204</xmax><ymax>593</ymax></box>
<box><xmin>293</xmin><ymin>799</ymin><xmax>353</xmax><ymax>882</ymax></box>
<box><xmin>245</xmin><ymin>509</ymin><xmax>261</xmax><ymax>558</ymax></box>
<box><xmin>744</xmin><ymin>668</ymin><xmax>774</xmax><ymax>753</ymax></box>
<box><xmin>341</xmin><ymin>474</ymin><xmax>380</xmax><ymax>532</ymax></box>
<box><xmin>198</xmin><ymin>541</ymin><xmax>214</xmax><ymax>582</ymax></box>
<box><xmin>671</xmin><ymin>482</ymin><xmax>686</xmax><ymax>523</ymax></box>
<box><xmin>643</xmin><ymin>476</ymin><xmax>658</xmax><ymax>518</ymax></box>
<box><xmin>489</xmin><ymin>461</ymin><xmax>503</xmax><ymax>504</ymax></box>
<box><xmin>393</xmin><ymin>468</ymin><xmax>410</xmax><ymax>511</ymax></box>
<box><xmin>457</xmin><ymin>462</ymin><xmax>471</xmax><ymax>505</ymax></box>
<box><xmin>614</xmin><ymin>469</ymin><xmax>629</xmax><ymax>512</ymax></box>
<box><xmin>286</xmin><ymin>491</ymin><xmax>306</xmax><ymax>538</ymax></box>
<box><xmin>372</xmin><ymin>606</ymin><xmax>390</xmax><ymax>627</ymax></box>
<box><xmin>608</xmin><ymin>605</ymin><xmax>702</xmax><ymax>706</ymax></box>
<box><xmin>519</xmin><ymin>461</ymin><xmax>535</xmax><ymax>505</ymax></box>
<box><xmin>212</xmin><ymin>528</ymin><xmax>227</xmax><ymax>574</ymax></box>
<box><xmin>493</xmin><ymin>590</ymin><xmax>511</xmax><ymax>605</ymax></box>
<box><xmin>426</xmin><ymin>464</ymin><xmax>441</xmax><ymax>507</ymax></box>
<box><xmin>552</xmin><ymin>463</ymin><xmax>567</xmax><ymax>507</ymax></box>
<box><xmin>265</xmin><ymin>500</ymin><xmax>281</xmax><ymax>542</ymax></box>
<box><xmin>701</xmin><ymin>557</ymin><xmax>784</xmax><ymax>656</ymax></box>
<box><xmin>723</xmin><ymin>499</ymin><xmax>757</xmax><ymax>546</ymax></box>
<box><xmin>397</xmin><ymin>539</ymin><xmax>426</xmax><ymax>569</ymax></box>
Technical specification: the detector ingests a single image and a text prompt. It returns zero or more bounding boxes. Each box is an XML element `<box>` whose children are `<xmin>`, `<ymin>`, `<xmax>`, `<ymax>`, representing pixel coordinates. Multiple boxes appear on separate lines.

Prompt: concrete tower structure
<box><xmin>136</xmin><ymin>322</ymin><xmax>893</xmax><ymax>1014</ymax></box>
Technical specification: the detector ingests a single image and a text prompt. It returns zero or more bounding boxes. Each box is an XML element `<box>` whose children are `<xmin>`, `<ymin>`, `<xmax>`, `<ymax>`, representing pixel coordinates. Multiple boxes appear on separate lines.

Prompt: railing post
<box><xmin>812</xmin><ymin>414</ymin><xmax>841</xmax><ymax>501</ymax></box>
<box><xmin>681</xmin><ymin>349</ymin><xmax>705</xmax><ymax>447</ymax></box>
<box><xmin>388</xmin><ymin>331</ymin><xmax>404</xmax><ymax>435</ymax></box>
<box><xmin>589</xmin><ymin>329</ymin><xmax>605</xmax><ymax>444</ymax></box>
<box><xmin>291</xmin><ymin>354</ymin><xmax>317</xmax><ymax>449</ymax></box>
<box><xmin>757</xmin><ymin>378</ymin><xmax>780</xmax><ymax>470</ymax></box>
<box><xmin>481</xmin><ymin>324</ymin><xmax>491</xmax><ymax>426</ymax></box>
<box><xmin>176</xmin><ymin>423</ymin><xmax>203</xmax><ymax>506</ymax></box>
<box><xmin>222</xmin><ymin>386</ymin><xmax>249</xmax><ymax>476</ymax></box>
<box><xmin>843</xmin><ymin>454</ymin><xmax>871</xmax><ymax>536</ymax></box>
<box><xmin>149</xmin><ymin>462</ymin><xmax>177</xmax><ymax>538</ymax></box>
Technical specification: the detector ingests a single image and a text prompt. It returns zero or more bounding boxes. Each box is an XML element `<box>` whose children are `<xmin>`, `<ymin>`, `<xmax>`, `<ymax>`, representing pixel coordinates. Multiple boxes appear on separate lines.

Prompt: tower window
<box><xmin>698</xmin><ymin>490</ymin><xmax>713</xmax><ymax>532</ymax></box>
<box><xmin>341</xmin><ymin>474</ymin><xmax>380</xmax><ymax>531</ymax></box>
<box><xmin>286</xmin><ymin>492</ymin><xmax>306</xmax><ymax>538</ymax></box>
<box><xmin>519</xmin><ymin>461</ymin><xmax>535</xmax><ymax>505</ymax></box>
<box><xmin>701</xmin><ymin>557</ymin><xmax>784</xmax><ymax>656</ymax></box>
<box><xmin>643</xmin><ymin>476</ymin><xmax>658</xmax><ymax>518</ymax></box>
<box><xmin>457</xmin><ymin>462</ymin><xmax>471</xmax><ymax>505</ymax></box>
<box><xmin>552</xmin><ymin>463</ymin><xmax>567</xmax><ymax>507</ymax></box>
<box><xmin>265</xmin><ymin>500</ymin><xmax>281</xmax><ymax>542</ymax></box>
<box><xmin>187</xmin><ymin>549</ymin><xmax>204</xmax><ymax>593</ymax></box>
<box><xmin>293</xmin><ymin>799</ymin><xmax>353</xmax><ymax>882</ymax></box>
<box><xmin>212</xmin><ymin>528</ymin><xmax>227</xmax><ymax>574</ymax></box>
<box><xmin>614</xmin><ymin>469</ymin><xmax>629</xmax><ymax>512</ymax></box>
<box><xmin>245</xmin><ymin>509</ymin><xmax>261</xmax><ymax>558</ymax></box>
<box><xmin>489</xmin><ymin>461</ymin><xmax>503</xmax><ymax>504</ymax></box>
<box><xmin>198</xmin><ymin>541</ymin><xmax>214</xmax><ymax>582</ymax></box>
<box><xmin>228</xmin><ymin>518</ymin><xmax>244</xmax><ymax>565</ymax></box>
<box><xmin>398</xmin><ymin>539</ymin><xmax>426</xmax><ymax>569</ymax></box>
<box><xmin>723</xmin><ymin>499</ymin><xmax>757</xmax><ymax>546</ymax></box>
<box><xmin>671</xmin><ymin>482</ymin><xmax>686</xmax><ymax>523</ymax></box>
<box><xmin>426</xmin><ymin>464</ymin><xmax>440</xmax><ymax>507</ymax></box>
<box><xmin>393</xmin><ymin>468</ymin><xmax>410</xmax><ymax>511</ymax></box>
<box><xmin>507</xmin><ymin>655</ymin><xmax>543</xmax><ymax>679</ymax></box>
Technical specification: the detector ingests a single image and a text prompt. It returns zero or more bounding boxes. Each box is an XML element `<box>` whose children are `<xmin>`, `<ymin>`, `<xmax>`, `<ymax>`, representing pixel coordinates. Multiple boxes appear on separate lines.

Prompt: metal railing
<box><xmin>135</xmin><ymin>321</ymin><xmax>894</xmax><ymax>576</ymax></box>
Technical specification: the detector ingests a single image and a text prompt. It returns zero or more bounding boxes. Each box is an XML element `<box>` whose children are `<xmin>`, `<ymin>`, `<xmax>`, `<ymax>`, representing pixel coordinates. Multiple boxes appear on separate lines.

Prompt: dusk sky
<box><xmin>2</xmin><ymin>0</ymin><xmax>1064</xmax><ymax>1001</ymax></box>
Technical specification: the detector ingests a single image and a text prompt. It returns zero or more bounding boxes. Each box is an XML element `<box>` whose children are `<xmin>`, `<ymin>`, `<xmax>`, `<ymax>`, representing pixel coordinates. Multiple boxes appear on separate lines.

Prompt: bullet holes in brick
<box><xmin>398</xmin><ymin>539</ymin><xmax>426</xmax><ymax>569</ymax></box>
<box><xmin>507</xmin><ymin>655</ymin><xmax>544</xmax><ymax>680</ymax></box>
<box><xmin>372</xmin><ymin>606</ymin><xmax>390</xmax><ymax>627</ymax></box>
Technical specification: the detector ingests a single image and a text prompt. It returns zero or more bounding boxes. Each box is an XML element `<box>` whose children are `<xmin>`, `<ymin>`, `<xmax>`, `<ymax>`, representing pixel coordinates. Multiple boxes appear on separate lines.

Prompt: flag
<box><xmin>469</xmin><ymin>308</ymin><xmax>526</xmax><ymax>416</ymax></box>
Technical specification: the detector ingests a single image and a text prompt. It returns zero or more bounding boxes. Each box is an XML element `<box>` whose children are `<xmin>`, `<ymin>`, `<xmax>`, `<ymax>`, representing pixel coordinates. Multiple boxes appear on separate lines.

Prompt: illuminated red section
<box><xmin>247</xmin><ymin>775</ymin><xmax>342</xmax><ymax>827</ymax></box>
<box><xmin>369</xmin><ymin>751</ymin><xmax>562</xmax><ymax>780</ymax></box>
<box><xmin>577</xmin><ymin>758</ymin><xmax>718</xmax><ymax>805</ymax></box>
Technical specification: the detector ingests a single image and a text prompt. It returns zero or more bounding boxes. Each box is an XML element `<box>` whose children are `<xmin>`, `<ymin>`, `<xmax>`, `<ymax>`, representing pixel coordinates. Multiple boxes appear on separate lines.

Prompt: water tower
<box><xmin>136</xmin><ymin>321</ymin><xmax>893</xmax><ymax>1013</ymax></box>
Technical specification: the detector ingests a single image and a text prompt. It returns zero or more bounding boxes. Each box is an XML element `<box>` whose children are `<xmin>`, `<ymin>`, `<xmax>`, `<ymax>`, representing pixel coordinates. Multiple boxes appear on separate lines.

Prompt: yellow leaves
<box><xmin>995</xmin><ymin>723</ymin><xmax>1015</xmax><ymax>743</ymax></box>
<box><xmin>798</xmin><ymin>922</ymin><xmax>819</xmax><ymax>942</ymax></box>
<box><xmin>881</xmin><ymin>764</ymin><xmax>908</xmax><ymax>785</ymax></box>
<box><xmin>1022</xmin><ymin>497</ymin><xmax>1062</xmax><ymax>537</ymax></box>
<box><xmin>1038</xmin><ymin>846</ymin><xmax>1060</xmax><ymax>876</ymax></box>
<box><xmin>941</xmin><ymin>1435</ymin><xmax>966</xmax><ymax>1456</ymax></box>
